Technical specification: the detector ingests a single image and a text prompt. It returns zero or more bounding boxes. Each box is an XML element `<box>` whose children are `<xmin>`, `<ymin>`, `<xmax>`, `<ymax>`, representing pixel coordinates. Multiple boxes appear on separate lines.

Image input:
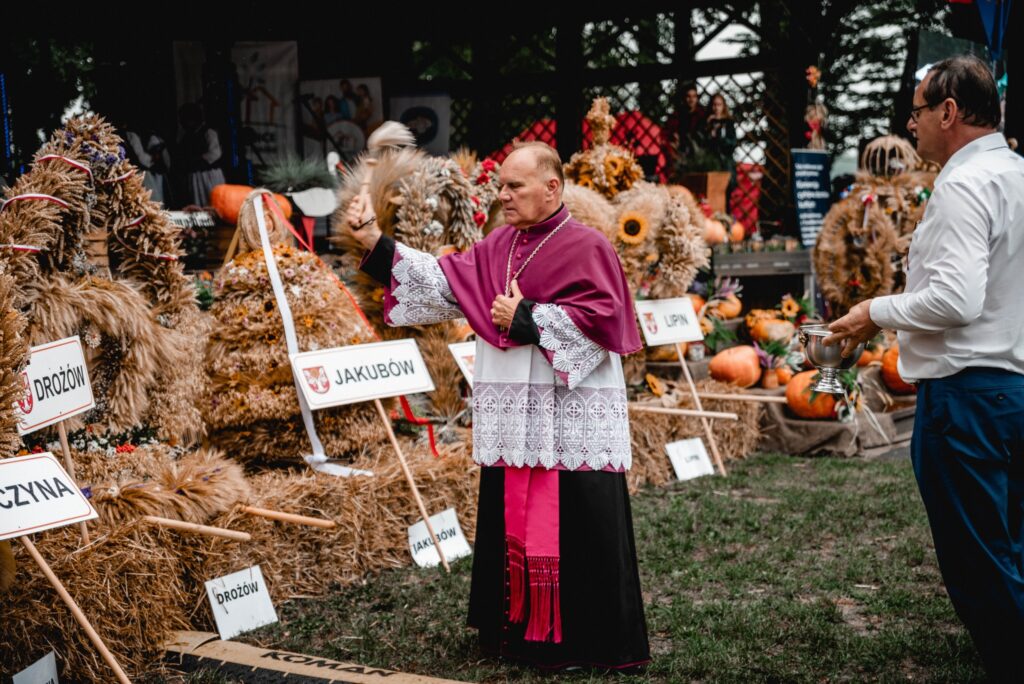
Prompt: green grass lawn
<box><xmin>191</xmin><ymin>453</ymin><xmax>986</xmax><ymax>683</ymax></box>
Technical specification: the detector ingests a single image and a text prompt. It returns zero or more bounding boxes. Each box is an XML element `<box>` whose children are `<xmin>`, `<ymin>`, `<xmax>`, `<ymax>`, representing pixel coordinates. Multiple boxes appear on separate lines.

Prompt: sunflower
<box><xmin>645</xmin><ymin>373</ymin><xmax>666</xmax><ymax>397</ymax></box>
<box><xmin>604</xmin><ymin>154</ymin><xmax>627</xmax><ymax>178</ymax></box>
<box><xmin>617</xmin><ymin>211</ymin><xmax>649</xmax><ymax>245</ymax></box>
<box><xmin>781</xmin><ymin>297</ymin><xmax>801</xmax><ymax>319</ymax></box>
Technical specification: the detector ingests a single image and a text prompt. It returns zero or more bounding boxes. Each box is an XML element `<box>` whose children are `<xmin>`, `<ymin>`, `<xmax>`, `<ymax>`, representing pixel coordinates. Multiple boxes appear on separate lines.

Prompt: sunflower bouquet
<box><xmin>779</xmin><ymin>292</ymin><xmax>816</xmax><ymax>325</ymax></box>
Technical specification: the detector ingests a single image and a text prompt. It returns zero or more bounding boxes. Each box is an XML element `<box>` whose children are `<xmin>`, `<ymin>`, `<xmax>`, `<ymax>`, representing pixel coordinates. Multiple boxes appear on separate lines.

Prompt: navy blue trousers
<box><xmin>912</xmin><ymin>367</ymin><xmax>1024</xmax><ymax>681</ymax></box>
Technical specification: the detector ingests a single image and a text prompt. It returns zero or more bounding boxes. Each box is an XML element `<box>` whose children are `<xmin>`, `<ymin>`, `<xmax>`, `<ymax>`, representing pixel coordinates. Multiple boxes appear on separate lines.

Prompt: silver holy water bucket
<box><xmin>797</xmin><ymin>324</ymin><xmax>864</xmax><ymax>394</ymax></box>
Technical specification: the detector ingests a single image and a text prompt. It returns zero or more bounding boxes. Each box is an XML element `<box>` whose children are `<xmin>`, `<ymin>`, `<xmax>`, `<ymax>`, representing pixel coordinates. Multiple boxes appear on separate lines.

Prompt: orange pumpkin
<box><xmin>776</xmin><ymin>366</ymin><xmax>794</xmax><ymax>385</ymax></box>
<box><xmin>648</xmin><ymin>344</ymin><xmax>682</xmax><ymax>361</ymax></box>
<box><xmin>745</xmin><ymin>308</ymin><xmax>781</xmax><ymax>331</ymax></box>
<box><xmin>881</xmin><ymin>345</ymin><xmax>916</xmax><ymax>394</ymax></box>
<box><xmin>729</xmin><ymin>221</ymin><xmax>745</xmax><ymax>242</ymax></box>
<box><xmin>703</xmin><ymin>217</ymin><xmax>726</xmax><ymax>245</ymax></box>
<box><xmin>211</xmin><ymin>184</ymin><xmax>293</xmax><ymax>224</ymax></box>
<box><xmin>687</xmin><ymin>293</ymin><xmax>706</xmax><ymax>316</ymax></box>
<box><xmin>761</xmin><ymin>367</ymin><xmax>779</xmax><ymax>389</ymax></box>
<box><xmin>786</xmin><ymin>370</ymin><xmax>837</xmax><ymax>419</ymax></box>
<box><xmin>709</xmin><ymin>294</ymin><xmax>742</xmax><ymax>320</ymax></box>
<box><xmin>708</xmin><ymin>345</ymin><xmax>761</xmax><ymax>388</ymax></box>
<box><xmin>857</xmin><ymin>346</ymin><xmax>884</xmax><ymax>367</ymax></box>
<box><xmin>751</xmin><ymin>318</ymin><xmax>795</xmax><ymax>344</ymax></box>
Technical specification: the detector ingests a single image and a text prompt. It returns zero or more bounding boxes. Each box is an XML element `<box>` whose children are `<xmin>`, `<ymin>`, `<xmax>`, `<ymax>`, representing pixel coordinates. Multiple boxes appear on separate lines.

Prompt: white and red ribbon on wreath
<box><xmin>0</xmin><ymin>242</ymin><xmax>47</xmax><ymax>254</ymax></box>
<box><xmin>0</xmin><ymin>192</ymin><xmax>70</xmax><ymax>253</ymax></box>
<box><xmin>35</xmin><ymin>154</ymin><xmax>94</xmax><ymax>181</ymax></box>
<box><xmin>0</xmin><ymin>193</ymin><xmax>71</xmax><ymax>213</ymax></box>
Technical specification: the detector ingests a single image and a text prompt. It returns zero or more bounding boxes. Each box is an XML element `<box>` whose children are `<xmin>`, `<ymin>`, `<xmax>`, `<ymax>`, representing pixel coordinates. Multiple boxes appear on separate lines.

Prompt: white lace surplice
<box><xmin>386</xmin><ymin>242</ymin><xmax>632</xmax><ymax>472</ymax></box>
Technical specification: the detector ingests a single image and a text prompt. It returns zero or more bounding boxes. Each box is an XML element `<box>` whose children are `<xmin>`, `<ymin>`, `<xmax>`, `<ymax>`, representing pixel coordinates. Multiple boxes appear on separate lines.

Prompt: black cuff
<box><xmin>359</xmin><ymin>234</ymin><xmax>396</xmax><ymax>284</ymax></box>
<box><xmin>509</xmin><ymin>298</ymin><xmax>540</xmax><ymax>344</ymax></box>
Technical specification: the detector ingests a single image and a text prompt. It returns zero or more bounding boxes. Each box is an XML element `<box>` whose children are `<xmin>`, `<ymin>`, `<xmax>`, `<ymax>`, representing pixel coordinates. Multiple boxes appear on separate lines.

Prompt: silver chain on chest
<box><xmin>503</xmin><ymin>214</ymin><xmax>572</xmax><ymax>296</ymax></box>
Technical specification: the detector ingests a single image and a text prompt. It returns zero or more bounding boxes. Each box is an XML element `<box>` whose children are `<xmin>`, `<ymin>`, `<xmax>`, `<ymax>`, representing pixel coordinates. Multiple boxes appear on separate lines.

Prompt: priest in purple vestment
<box><xmin>346</xmin><ymin>140</ymin><xmax>650</xmax><ymax>671</ymax></box>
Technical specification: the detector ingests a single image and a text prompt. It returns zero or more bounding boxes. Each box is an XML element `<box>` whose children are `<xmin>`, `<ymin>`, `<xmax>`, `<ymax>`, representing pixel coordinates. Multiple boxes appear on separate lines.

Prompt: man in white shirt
<box><xmin>826</xmin><ymin>55</ymin><xmax>1024</xmax><ymax>680</ymax></box>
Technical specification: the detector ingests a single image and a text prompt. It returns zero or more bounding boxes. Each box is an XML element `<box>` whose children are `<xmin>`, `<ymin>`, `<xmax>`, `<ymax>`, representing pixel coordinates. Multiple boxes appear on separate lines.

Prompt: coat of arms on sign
<box><xmin>302</xmin><ymin>366</ymin><xmax>330</xmax><ymax>394</ymax></box>
<box><xmin>642</xmin><ymin>312</ymin><xmax>658</xmax><ymax>335</ymax></box>
<box><xmin>17</xmin><ymin>372</ymin><xmax>33</xmax><ymax>414</ymax></box>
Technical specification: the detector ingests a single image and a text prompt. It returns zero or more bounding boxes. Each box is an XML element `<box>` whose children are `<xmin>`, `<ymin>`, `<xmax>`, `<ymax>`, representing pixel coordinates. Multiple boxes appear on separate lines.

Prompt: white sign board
<box><xmin>0</xmin><ymin>453</ymin><xmax>97</xmax><ymax>541</ymax></box>
<box><xmin>408</xmin><ymin>507</ymin><xmax>472</xmax><ymax>568</ymax></box>
<box><xmin>13</xmin><ymin>651</ymin><xmax>59</xmax><ymax>684</ymax></box>
<box><xmin>290</xmin><ymin>339</ymin><xmax>435</xmax><ymax>410</ymax></box>
<box><xmin>448</xmin><ymin>341</ymin><xmax>477</xmax><ymax>389</ymax></box>
<box><xmin>665</xmin><ymin>438</ymin><xmax>715</xmax><ymax>481</ymax></box>
<box><xmin>634</xmin><ymin>298</ymin><xmax>703</xmax><ymax>346</ymax></box>
<box><xmin>204</xmin><ymin>565</ymin><xmax>278</xmax><ymax>640</ymax></box>
<box><xmin>15</xmin><ymin>336</ymin><xmax>95</xmax><ymax>435</ymax></box>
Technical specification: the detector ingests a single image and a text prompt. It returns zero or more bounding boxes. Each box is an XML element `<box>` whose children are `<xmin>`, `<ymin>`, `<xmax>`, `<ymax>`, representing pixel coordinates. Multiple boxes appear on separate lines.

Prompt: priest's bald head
<box><xmin>499</xmin><ymin>141</ymin><xmax>564</xmax><ymax>229</ymax></box>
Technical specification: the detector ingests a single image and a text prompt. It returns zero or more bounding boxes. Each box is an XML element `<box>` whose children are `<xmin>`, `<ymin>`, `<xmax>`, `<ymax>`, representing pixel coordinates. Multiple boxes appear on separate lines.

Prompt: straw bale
<box><xmin>204</xmin><ymin>241</ymin><xmax>387</xmax><ymax>465</ymax></box>
<box><xmin>627</xmin><ymin>378</ymin><xmax>763</xmax><ymax>492</ymax></box>
<box><xmin>0</xmin><ymin>540</ymin><xmax>14</xmax><ymax>592</ymax></box>
<box><xmin>182</xmin><ymin>437</ymin><xmax>480</xmax><ymax>619</ymax></box>
<box><xmin>0</xmin><ymin>523</ymin><xmax>191</xmax><ymax>682</ymax></box>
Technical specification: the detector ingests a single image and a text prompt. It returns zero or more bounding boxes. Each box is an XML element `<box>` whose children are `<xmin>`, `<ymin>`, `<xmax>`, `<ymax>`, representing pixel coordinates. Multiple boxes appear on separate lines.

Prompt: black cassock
<box><xmin>468</xmin><ymin>466</ymin><xmax>650</xmax><ymax>670</ymax></box>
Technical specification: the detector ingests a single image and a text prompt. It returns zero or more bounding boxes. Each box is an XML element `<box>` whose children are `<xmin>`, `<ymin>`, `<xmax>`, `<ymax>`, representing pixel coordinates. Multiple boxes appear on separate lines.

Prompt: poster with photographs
<box><xmin>300</xmin><ymin>77</ymin><xmax>384</xmax><ymax>163</ymax></box>
<box><xmin>389</xmin><ymin>94</ymin><xmax>452</xmax><ymax>155</ymax></box>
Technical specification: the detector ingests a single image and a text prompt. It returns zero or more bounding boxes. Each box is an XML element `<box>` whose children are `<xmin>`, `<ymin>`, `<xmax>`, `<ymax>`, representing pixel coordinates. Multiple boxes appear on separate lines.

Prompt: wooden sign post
<box><xmin>15</xmin><ymin>336</ymin><xmax>98</xmax><ymax>544</ymax></box>
<box><xmin>634</xmin><ymin>297</ymin><xmax>728</xmax><ymax>475</ymax></box>
<box><xmin>0</xmin><ymin>453</ymin><xmax>130</xmax><ymax>683</ymax></box>
<box><xmin>291</xmin><ymin>338</ymin><xmax>451</xmax><ymax>572</ymax></box>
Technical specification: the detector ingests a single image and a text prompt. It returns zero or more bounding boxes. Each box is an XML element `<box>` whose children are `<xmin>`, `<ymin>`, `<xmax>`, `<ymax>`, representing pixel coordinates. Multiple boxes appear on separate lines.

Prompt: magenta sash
<box><xmin>504</xmin><ymin>467</ymin><xmax>562</xmax><ymax>643</ymax></box>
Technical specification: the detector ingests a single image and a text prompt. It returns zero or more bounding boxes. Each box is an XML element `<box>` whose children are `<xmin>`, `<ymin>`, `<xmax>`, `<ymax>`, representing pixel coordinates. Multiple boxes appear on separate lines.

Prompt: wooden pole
<box><xmin>697</xmin><ymin>392</ymin><xmax>788</xmax><ymax>404</ymax></box>
<box><xmin>373</xmin><ymin>398</ymin><xmax>450</xmax><ymax>572</ymax></box>
<box><xmin>141</xmin><ymin>516</ymin><xmax>251</xmax><ymax>542</ymax></box>
<box><xmin>57</xmin><ymin>421</ymin><xmax>90</xmax><ymax>545</ymax></box>
<box><xmin>19</xmin><ymin>536</ymin><xmax>132</xmax><ymax>684</ymax></box>
<box><xmin>628</xmin><ymin>404</ymin><xmax>739</xmax><ymax>420</ymax></box>
<box><xmin>677</xmin><ymin>343</ymin><xmax>728</xmax><ymax>476</ymax></box>
<box><xmin>239</xmin><ymin>505</ymin><xmax>336</xmax><ymax>529</ymax></box>
<box><xmin>222</xmin><ymin>225</ymin><xmax>241</xmax><ymax>267</ymax></box>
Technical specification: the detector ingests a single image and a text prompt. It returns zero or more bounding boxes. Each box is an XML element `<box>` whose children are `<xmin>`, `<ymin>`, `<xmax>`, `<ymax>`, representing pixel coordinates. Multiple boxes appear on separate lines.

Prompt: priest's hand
<box><xmin>345</xmin><ymin>189</ymin><xmax>382</xmax><ymax>251</ymax></box>
<box><xmin>491</xmin><ymin>279</ymin><xmax>524</xmax><ymax>330</ymax></box>
<box><xmin>823</xmin><ymin>299</ymin><xmax>880</xmax><ymax>358</ymax></box>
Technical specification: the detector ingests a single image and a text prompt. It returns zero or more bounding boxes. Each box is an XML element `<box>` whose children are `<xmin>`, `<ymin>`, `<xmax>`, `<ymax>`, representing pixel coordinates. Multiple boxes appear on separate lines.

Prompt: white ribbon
<box><xmin>253</xmin><ymin>193</ymin><xmax>372</xmax><ymax>478</ymax></box>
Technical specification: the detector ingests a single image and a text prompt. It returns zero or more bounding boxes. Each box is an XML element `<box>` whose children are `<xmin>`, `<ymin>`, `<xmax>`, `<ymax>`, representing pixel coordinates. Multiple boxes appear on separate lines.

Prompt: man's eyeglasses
<box><xmin>909</xmin><ymin>102</ymin><xmax>935</xmax><ymax>123</ymax></box>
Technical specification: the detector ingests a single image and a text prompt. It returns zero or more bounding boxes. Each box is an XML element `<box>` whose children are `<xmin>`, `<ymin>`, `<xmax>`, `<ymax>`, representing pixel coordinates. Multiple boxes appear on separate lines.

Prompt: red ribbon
<box><xmin>260</xmin><ymin>190</ymin><xmax>314</xmax><ymax>253</ymax></box>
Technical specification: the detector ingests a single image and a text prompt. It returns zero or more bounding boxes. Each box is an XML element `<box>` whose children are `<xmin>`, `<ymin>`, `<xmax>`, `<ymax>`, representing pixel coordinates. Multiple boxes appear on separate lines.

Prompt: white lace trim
<box><xmin>532</xmin><ymin>304</ymin><xmax>607</xmax><ymax>390</ymax></box>
<box><xmin>472</xmin><ymin>381</ymin><xmax>631</xmax><ymax>471</ymax></box>
<box><xmin>388</xmin><ymin>243</ymin><xmax>462</xmax><ymax>326</ymax></box>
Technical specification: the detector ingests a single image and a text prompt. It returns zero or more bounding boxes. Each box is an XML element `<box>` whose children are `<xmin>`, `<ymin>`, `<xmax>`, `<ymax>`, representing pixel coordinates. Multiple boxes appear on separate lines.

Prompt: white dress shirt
<box><xmin>870</xmin><ymin>133</ymin><xmax>1024</xmax><ymax>381</ymax></box>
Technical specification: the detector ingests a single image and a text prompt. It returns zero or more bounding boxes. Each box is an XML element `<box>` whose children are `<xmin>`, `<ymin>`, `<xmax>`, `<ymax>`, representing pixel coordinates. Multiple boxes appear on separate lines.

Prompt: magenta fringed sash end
<box><xmin>506</xmin><ymin>534</ymin><xmax>527</xmax><ymax>623</ymax></box>
<box><xmin>524</xmin><ymin>555</ymin><xmax>562</xmax><ymax>643</ymax></box>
